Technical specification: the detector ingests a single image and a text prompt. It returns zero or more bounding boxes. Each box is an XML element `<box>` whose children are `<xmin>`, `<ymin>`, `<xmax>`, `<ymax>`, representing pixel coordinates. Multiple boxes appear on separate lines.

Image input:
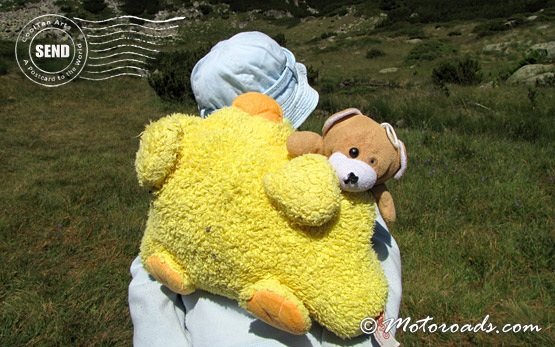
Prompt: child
<box><xmin>129</xmin><ymin>31</ymin><xmax>401</xmax><ymax>347</ymax></box>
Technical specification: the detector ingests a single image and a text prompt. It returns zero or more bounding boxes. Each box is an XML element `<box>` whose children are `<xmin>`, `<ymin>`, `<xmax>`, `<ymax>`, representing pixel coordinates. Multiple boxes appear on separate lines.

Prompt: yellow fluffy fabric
<box><xmin>137</xmin><ymin>106</ymin><xmax>387</xmax><ymax>338</ymax></box>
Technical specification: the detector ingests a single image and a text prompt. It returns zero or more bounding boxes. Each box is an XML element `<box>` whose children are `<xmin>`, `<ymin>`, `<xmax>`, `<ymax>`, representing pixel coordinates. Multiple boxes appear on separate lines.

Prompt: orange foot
<box><xmin>244</xmin><ymin>279</ymin><xmax>311</xmax><ymax>335</ymax></box>
<box><xmin>145</xmin><ymin>252</ymin><xmax>195</xmax><ymax>295</ymax></box>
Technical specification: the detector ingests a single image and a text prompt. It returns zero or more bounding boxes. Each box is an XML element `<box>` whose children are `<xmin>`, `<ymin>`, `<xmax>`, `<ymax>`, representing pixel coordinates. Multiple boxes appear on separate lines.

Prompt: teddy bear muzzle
<box><xmin>328</xmin><ymin>152</ymin><xmax>377</xmax><ymax>192</ymax></box>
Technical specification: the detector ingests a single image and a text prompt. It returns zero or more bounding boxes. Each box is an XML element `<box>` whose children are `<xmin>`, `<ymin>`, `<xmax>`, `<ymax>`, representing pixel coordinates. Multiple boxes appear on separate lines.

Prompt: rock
<box><xmin>304</xmin><ymin>6</ymin><xmax>317</xmax><ymax>15</ymax></box>
<box><xmin>483</xmin><ymin>42</ymin><xmax>511</xmax><ymax>52</ymax></box>
<box><xmin>263</xmin><ymin>10</ymin><xmax>292</xmax><ymax>19</ymax></box>
<box><xmin>527</xmin><ymin>15</ymin><xmax>538</xmax><ymax>21</ymax></box>
<box><xmin>105</xmin><ymin>0</ymin><xmax>121</xmax><ymax>14</ymax></box>
<box><xmin>528</xmin><ymin>41</ymin><xmax>555</xmax><ymax>58</ymax></box>
<box><xmin>366</xmin><ymin>14</ymin><xmax>386</xmax><ymax>28</ymax></box>
<box><xmin>507</xmin><ymin>64</ymin><xmax>555</xmax><ymax>85</ymax></box>
<box><xmin>406</xmin><ymin>38</ymin><xmax>422</xmax><ymax>44</ymax></box>
<box><xmin>504</xmin><ymin>20</ymin><xmax>518</xmax><ymax>27</ymax></box>
<box><xmin>379</xmin><ymin>67</ymin><xmax>398</xmax><ymax>74</ymax></box>
<box><xmin>534</xmin><ymin>72</ymin><xmax>555</xmax><ymax>85</ymax></box>
<box><xmin>479</xmin><ymin>81</ymin><xmax>494</xmax><ymax>89</ymax></box>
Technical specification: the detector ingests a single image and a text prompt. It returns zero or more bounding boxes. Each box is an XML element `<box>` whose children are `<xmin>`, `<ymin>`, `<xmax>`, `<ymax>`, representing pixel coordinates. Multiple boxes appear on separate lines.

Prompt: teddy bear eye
<box><xmin>349</xmin><ymin>147</ymin><xmax>359</xmax><ymax>158</ymax></box>
<box><xmin>370</xmin><ymin>158</ymin><xmax>377</xmax><ymax>165</ymax></box>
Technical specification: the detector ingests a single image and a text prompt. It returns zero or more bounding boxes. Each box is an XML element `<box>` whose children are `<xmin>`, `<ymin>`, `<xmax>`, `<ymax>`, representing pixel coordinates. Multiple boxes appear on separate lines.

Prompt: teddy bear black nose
<box><xmin>344</xmin><ymin>172</ymin><xmax>359</xmax><ymax>184</ymax></box>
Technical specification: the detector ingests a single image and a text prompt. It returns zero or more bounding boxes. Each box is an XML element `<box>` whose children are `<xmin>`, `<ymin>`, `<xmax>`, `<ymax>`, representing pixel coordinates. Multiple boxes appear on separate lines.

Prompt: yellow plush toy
<box><xmin>136</xmin><ymin>93</ymin><xmax>387</xmax><ymax>339</ymax></box>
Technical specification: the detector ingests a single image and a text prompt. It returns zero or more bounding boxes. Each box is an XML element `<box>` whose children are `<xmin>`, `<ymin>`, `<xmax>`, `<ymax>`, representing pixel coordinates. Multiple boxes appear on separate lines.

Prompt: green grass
<box><xmin>0</xmin><ymin>71</ymin><xmax>193</xmax><ymax>345</ymax></box>
<box><xmin>304</xmin><ymin>86</ymin><xmax>555</xmax><ymax>346</ymax></box>
<box><xmin>396</xmin><ymin>128</ymin><xmax>554</xmax><ymax>346</ymax></box>
<box><xmin>1</xmin><ymin>10</ymin><xmax>554</xmax><ymax>347</ymax></box>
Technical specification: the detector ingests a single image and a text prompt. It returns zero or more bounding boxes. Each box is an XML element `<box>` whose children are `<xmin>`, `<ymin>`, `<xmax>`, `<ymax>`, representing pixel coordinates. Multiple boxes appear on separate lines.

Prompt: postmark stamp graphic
<box><xmin>15</xmin><ymin>14</ymin><xmax>88</xmax><ymax>87</ymax></box>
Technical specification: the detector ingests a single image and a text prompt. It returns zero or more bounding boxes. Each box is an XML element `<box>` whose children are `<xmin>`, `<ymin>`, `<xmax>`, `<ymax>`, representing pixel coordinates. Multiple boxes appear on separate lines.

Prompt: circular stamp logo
<box><xmin>15</xmin><ymin>14</ymin><xmax>88</xmax><ymax>87</ymax></box>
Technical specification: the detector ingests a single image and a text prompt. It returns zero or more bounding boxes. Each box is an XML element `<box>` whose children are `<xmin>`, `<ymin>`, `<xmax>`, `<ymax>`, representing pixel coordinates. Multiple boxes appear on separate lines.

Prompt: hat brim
<box><xmin>286</xmin><ymin>63</ymin><xmax>319</xmax><ymax>129</ymax></box>
<box><xmin>272</xmin><ymin>50</ymin><xmax>319</xmax><ymax>129</ymax></box>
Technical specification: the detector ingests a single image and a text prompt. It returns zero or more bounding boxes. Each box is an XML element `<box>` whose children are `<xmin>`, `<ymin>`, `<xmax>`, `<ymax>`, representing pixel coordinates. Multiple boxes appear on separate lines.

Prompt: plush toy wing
<box><xmin>264</xmin><ymin>154</ymin><xmax>341</xmax><ymax>227</ymax></box>
<box><xmin>136</xmin><ymin>115</ymin><xmax>200</xmax><ymax>189</ymax></box>
<box><xmin>232</xmin><ymin>93</ymin><xmax>341</xmax><ymax>227</ymax></box>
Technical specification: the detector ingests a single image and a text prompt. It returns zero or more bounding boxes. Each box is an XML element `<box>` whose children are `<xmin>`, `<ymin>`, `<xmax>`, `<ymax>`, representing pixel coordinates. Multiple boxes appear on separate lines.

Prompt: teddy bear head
<box><xmin>323</xmin><ymin>108</ymin><xmax>407</xmax><ymax>192</ymax></box>
<box><xmin>288</xmin><ymin>108</ymin><xmax>407</xmax><ymax>192</ymax></box>
<box><xmin>286</xmin><ymin>108</ymin><xmax>407</xmax><ymax>223</ymax></box>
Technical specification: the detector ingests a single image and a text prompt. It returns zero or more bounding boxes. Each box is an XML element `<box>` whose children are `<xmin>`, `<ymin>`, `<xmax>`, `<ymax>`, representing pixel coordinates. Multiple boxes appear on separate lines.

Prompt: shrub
<box><xmin>83</xmin><ymin>0</ymin><xmax>106</xmax><ymax>14</ymax></box>
<box><xmin>472</xmin><ymin>21</ymin><xmax>506</xmax><ymax>37</ymax></box>
<box><xmin>272</xmin><ymin>33</ymin><xmax>287</xmax><ymax>47</ymax></box>
<box><xmin>448</xmin><ymin>31</ymin><xmax>462</xmax><ymax>36</ymax></box>
<box><xmin>378</xmin><ymin>0</ymin><xmax>549</xmax><ymax>24</ymax></box>
<box><xmin>270</xmin><ymin>17</ymin><xmax>301</xmax><ymax>28</ymax></box>
<box><xmin>402</xmin><ymin>26</ymin><xmax>426</xmax><ymax>39</ymax></box>
<box><xmin>0</xmin><ymin>40</ymin><xmax>13</xmax><ymax>61</ymax></box>
<box><xmin>366</xmin><ymin>48</ymin><xmax>386</xmax><ymax>59</ymax></box>
<box><xmin>331</xmin><ymin>8</ymin><xmax>348</xmax><ymax>16</ymax></box>
<box><xmin>305</xmin><ymin>0</ymin><xmax>359</xmax><ymax>17</ymax></box>
<box><xmin>318</xmin><ymin>94</ymin><xmax>354</xmax><ymax>114</ymax></box>
<box><xmin>379</xmin><ymin>0</ymin><xmax>397</xmax><ymax>11</ymax></box>
<box><xmin>199</xmin><ymin>4</ymin><xmax>212</xmax><ymax>16</ymax></box>
<box><xmin>224</xmin><ymin>0</ymin><xmax>310</xmax><ymax>17</ymax></box>
<box><xmin>385</xmin><ymin>5</ymin><xmax>412</xmax><ymax>23</ymax></box>
<box><xmin>405</xmin><ymin>40</ymin><xmax>457</xmax><ymax>64</ymax></box>
<box><xmin>0</xmin><ymin>60</ymin><xmax>7</xmax><ymax>76</ymax></box>
<box><xmin>519</xmin><ymin>49</ymin><xmax>549</xmax><ymax>67</ymax></box>
<box><xmin>147</xmin><ymin>46</ymin><xmax>210</xmax><ymax>103</ymax></box>
<box><xmin>525</xmin><ymin>0</ymin><xmax>548</xmax><ymax>12</ymax></box>
<box><xmin>306</xmin><ymin>65</ymin><xmax>320</xmax><ymax>86</ymax></box>
<box><xmin>432</xmin><ymin>58</ymin><xmax>482</xmax><ymax>86</ymax></box>
<box><xmin>120</xmin><ymin>0</ymin><xmax>160</xmax><ymax>16</ymax></box>
<box><xmin>472</xmin><ymin>18</ymin><xmax>525</xmax><ymax>38</ymax></box>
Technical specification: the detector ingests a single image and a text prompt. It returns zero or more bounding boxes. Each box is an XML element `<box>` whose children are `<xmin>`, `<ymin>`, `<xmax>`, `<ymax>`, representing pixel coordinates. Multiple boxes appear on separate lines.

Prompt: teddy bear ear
<box><xmin>322</xmin><ymin>108</ymin><xmax>362</xmax><ymax>136</ymax></box>
<box><xmin>381</xmin><ymin>122</ymin><xmax>407</xmax><ymax>180</ymax></box>
<box><xmin>394</xmin><ymin>141</ymin><xmax>407</xmax><ymax>180</ymax></box>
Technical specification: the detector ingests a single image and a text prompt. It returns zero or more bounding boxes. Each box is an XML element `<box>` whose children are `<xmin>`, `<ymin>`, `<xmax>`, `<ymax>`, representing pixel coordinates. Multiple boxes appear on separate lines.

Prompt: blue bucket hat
<box><xmin>190</xmin><ymin>31</ymin><xmax>319</xmax><ymax>129</ymax></box>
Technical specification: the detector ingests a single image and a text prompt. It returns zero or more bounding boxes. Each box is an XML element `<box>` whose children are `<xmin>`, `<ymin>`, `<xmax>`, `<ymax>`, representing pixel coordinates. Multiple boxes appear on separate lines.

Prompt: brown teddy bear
<box><xmin>287</xmin><ymin>108</ymin><xmax>407</xmax><ymax>223</ymax></box>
